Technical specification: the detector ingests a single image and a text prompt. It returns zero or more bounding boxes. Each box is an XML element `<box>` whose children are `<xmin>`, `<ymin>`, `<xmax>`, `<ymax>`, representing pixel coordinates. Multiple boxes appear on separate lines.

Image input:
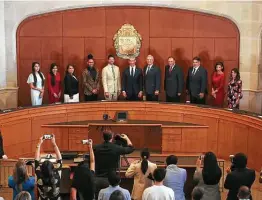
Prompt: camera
<box><xmin>114</xmin><ymin>134</ymin><xmax>127</xmax><ymax>147</ymax></box>
<box><xmin>229</xmin><ymin>154</ymin><xmax>235</xmax><ymax>171</ymax></box>
<box><xmin>103</xmin><ymin>114</ymin><xmax>109</xmax><ymax>120</ymax></box>
<box><xmin>43</xmin><ymin>134</ymin><xmax>53</xmax><ymax>140</ymax></box>
<box><xmin>82</xmin><ymin>139</ymin><xmax>92</xmax><ymax>145</ymax></box>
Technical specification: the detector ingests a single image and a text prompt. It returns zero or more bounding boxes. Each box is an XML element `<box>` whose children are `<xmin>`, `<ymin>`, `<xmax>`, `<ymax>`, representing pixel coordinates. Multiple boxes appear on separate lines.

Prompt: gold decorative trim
<box><xmin>113</xmin><ymin>24</ymin><xmax>142</xmax><ymax>59</ymax></box>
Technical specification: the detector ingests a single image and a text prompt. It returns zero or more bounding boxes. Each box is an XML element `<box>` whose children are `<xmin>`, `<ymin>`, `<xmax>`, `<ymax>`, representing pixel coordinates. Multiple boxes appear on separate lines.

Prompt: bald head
<box><xmin>238</xmin><ymin>186</ymin><xmax>250</xmax><ymax>199</ymax></box>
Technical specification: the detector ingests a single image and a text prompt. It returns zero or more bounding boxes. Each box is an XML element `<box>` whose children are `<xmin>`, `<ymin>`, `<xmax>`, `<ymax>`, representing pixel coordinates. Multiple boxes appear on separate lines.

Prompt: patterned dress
<box><xmin>227</xmin><ymin>79</ymin><xmax>243</xmax><ymax>109</ymax></box>
<box><xmin>35</xmin><ymin>159</ymin><xmax>62</xmax><ymax>200</ymax></box>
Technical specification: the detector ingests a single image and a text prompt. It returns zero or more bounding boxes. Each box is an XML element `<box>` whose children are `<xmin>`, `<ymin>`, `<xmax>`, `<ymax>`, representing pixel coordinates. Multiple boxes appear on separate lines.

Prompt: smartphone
<box><xmin>199</xmin><ymin>155</ymin><xmax>205</xmax><ymax>161</ymax></box>
<box><xmin>82</xmin><ymin>139</ymin><xmax>92</xmax><ymax>145</ymax></box>
<box><xmin>229</xmin><ymin>155</ymin><xmax>234</xmax><ymax>162</ymax></box>
<box><xmin>43</xmin><ymin>134</ymin><xmax>53</xmax><ymax>140</ymax></box>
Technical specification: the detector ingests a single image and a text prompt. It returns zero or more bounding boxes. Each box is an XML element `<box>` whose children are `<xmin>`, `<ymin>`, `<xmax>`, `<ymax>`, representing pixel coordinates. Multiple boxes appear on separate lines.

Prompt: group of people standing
<box><xmin>27</xmin><ymin>54</ymin><xmax>243</xmax><ymax>109</ymax></box>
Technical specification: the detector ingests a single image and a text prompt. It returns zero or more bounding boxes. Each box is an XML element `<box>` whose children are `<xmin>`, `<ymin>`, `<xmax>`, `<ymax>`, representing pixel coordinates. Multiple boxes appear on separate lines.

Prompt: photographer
<box><xmin>224</xmin><ymin>153</ymin><xmax>255</xmax><ymax>200</ymax></box>
<box><xmin>93</xmin><ymin>131</ymin><xmax>134</xmax><ymax>199</ymax></box>
<box><xmin>35</xmin><ymin>134</ymin><xmax>62</xmax><ymax>200</ymax></box>
<box><xmin>71</xmin><ymin>139</ymin><xmax>95</xmax><ymax>200</ymax></box>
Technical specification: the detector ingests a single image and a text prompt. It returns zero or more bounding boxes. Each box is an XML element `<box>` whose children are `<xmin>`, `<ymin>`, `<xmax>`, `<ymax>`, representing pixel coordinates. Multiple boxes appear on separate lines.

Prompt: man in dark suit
<box><xmin>164</xmin><ymin>57</ymin><xmax>184</xmax><ymax>102</ymax></box>
<box><xmin>186</xmin><ymin>57</ymin><xmax>208</xmax><ymax>104</ymax></box>
<box><xmin>224</xmin><ymin>153</ymin><xmax>256</xmax><ymax>200</ymax></box>
<box><xmin>143</xmin><ymin>55</ymin><xmax>161</xmax><ymax>101</ymax></box>
<box><xmin>93</xmin><ymin>132</ymin><xmax>134</xmax><ymax>198</ymax></box>
<box><xmin>122</xmin><ymin>58</ymin><xmax>143</xmax><ymax>101</ymax></box>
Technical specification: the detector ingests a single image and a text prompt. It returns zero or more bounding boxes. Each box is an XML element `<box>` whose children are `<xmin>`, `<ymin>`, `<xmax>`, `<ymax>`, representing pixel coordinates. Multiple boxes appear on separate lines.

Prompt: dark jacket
<box><xmin>143</xmin><ymin>65</ymin><xmax>161</xmax><ymax>95</ymax></box>
<box><xmin>122</xmin><ymin>67</ymin><xmax>143</xmax><ymax>98</ymax></box>
<box><xmin>64</xmin><ymin>74</ymin><xmax>79</xmax><ymax>97</ymax></box>
<box><xmin>0</xmin><ymin>134</ymin><xmax>4</xmax><ymax>158</ymax></box>
<box><xmin>164</xmin><ymin>65</ymin><xmax>184</xmax><ymax>97</ymax></box>
<box><xmin>224</xmin><ymin>168</ymin><xmax>256</xmax><ymax>200</ymax></box>
<box><xmin>186</xmin><ymin>66</ymin><xmax>208</xmax><ymax>97</ymax></box>
<box><xmin>93</xmin><ymin>142</ymin><xmax>134</xmax><ymax>177</ymax></box>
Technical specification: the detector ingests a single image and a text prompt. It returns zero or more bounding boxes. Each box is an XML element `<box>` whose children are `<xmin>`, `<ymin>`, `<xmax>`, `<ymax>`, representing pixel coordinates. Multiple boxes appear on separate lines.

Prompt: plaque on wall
<box><xmin>113</xmin><ymin>24</ymin><xmax>142</xmax><ymax>59</ymax></box>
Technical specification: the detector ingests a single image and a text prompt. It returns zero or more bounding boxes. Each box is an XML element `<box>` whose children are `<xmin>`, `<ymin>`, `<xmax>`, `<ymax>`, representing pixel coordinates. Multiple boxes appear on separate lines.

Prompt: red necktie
<box><xmin>169</xmin><ymin>66</ymin><xmax>173</xmax><ymax>74</ymax></box>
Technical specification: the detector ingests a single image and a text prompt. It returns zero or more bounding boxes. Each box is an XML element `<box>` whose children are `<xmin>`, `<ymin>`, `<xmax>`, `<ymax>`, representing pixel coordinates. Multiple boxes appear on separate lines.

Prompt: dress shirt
<box><xmin>192</xmin><ymin>66</ymin><xmax>200</xmax><ymax>75</ymax></box>
<box><xmin>146</xmin><ymin>65</ymin><xmax>152</xmax><ymax>75</ymax></box>
<box><xmin>130</xmin><ymin>66</ymin><xmax>136</xmax><ymax>76</ymax></box>
<box><xmin>163</xmin><ymin>164</ymin><xmax>187</xmax><ymax>200</ymax></box>
<box><xmin>169</xmin><ymin>65</ymin><xmax>175</xmax><ymax>73</ymax></box>
<box><xmin>98</xmin><ymin>185</ymin><xmax>131</xmax><ymax>200</ymax></box>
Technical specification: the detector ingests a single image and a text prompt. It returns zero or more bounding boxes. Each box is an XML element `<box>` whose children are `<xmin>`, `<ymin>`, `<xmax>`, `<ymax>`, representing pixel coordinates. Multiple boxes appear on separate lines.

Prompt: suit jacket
<box><xmin>224</xmin><ymin>168</ymin><xmax>256</xmax><ymax>200</ymax></box>
<box><xmin>125</xmin><ymin>160</ymin><xmax>157</xmax><ymax>200</ymax></box>
<box><xmin>82</xmin><ymin>67</ymin><xmax>100</xmax><ymax>96</ymax></box>
<box><xmin>93</xmin><ymin>142</ymin><xmax>134</xmax><ymax>177</ymax></box>
<box><xmin>64</xmin><ymin>74</ymin><xmax>79</xmax><ymax>97</ymax></box>
<box><xmin>0</xmin><ymin>134</ymin><xmax>4</xmax><ymax>158</ymax></box>
<box><xmin>143</xmin><ymin>65</ymin><xmax>161</xmax><ymax>95</ymax></box>
<box><xmin>164</xmin><ymin>65</ymin><xmax>184</xmax><ymax>97</ymax></box>
<box><xmin>122</xmin><ymin>66</ymin><xmax>143</xmax><ymax>98</ymax></box>
<box><xmin>186</xmin><ymin>66</ymin><xmax>208</xmax><ymax>97</ymax></box>
<box><xmin>102</xmin><ymin>64</ymin><xmax>121</xmax><ymax>93</ymax></box>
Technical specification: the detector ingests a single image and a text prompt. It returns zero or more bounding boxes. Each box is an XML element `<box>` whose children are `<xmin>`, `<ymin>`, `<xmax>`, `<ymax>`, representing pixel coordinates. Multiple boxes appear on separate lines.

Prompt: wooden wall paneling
<box><xmin>68</xmin><ymin>127</ymin><xmax>89</xmax><ymax>152</ymax></box>
<box><xmin>65</xmin><ymin>103</ymin><xmax>106</xmax><ymax>121</ymax></box>
<box><xmin>144</xmin><ymin>127</ymin><xmax>162</xmax><ymax>152</ymax></box>
<box><xmin>162</xmin><ymin>127</ymin><xmax>182</xmax><ymax>153</ymax></box>
<box><xmin>183</xmin><ymin>111</ymin><xmax>219</xmax><ymax>154</ymax></box>
<box><xmin>180</xmin><ymin>128</ymin><xmax>208</xmax><ymax>153</ymax></box>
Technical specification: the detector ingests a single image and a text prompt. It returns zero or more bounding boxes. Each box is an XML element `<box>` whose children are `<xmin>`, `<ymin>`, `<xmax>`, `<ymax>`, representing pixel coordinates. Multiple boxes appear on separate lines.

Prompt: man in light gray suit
<box><xmin>186</xmin><ymin>56</ymin><xmax>208</xmax><ymax>104</ymax></box>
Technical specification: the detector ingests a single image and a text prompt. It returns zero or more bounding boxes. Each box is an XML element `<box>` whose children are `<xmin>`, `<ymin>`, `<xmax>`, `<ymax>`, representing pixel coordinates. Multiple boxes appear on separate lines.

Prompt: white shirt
<box><xmin>142</xmin><ymin>185</ymin><xmax>175</xmax><ymax>200</ymax></box>
<box><xmin>192</xmin><ymin>66</ymin><xmax>200</xmax><ymax>75</ymax></box>
<box><xmin>146</xmin><ymin>65</ymin><xmax>153</xmax><ymax>74</ymax></box>
<box><xmin>129</xmin><ymin>66</ymin><xmax>136</xmax><ymax>76</ymax></box>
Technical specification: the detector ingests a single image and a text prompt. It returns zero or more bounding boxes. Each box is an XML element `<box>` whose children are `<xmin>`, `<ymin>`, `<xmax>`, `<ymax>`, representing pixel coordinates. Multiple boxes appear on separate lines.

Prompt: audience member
<box><xmin>237</xmin><ymin>186</ymin><xmax>251</xmax><ymax>200</ymax></box>
<box><xmin>0</xmin><ymin>130</ymin><xmax>7</xmax><ymax>159</ymax></box>
<box><xmin>164</xmin><ymin>155</ymin><xmax>187</xmax><ymax>200</ymax></box>
<box><xmin>142</xmin><ymin>168</ymin><xmax>174</xmax><ymax>200</ymax></box>
<box><xmin>192</xmin><ymin>187</ymin><xmax>204</xmax><ymax>200</ymax></box>
<box><xmin>15</xmin><ymin>191</ymin><xmax>32</xmax><ymax>200</ymax></box>
<box><xmin>193</xmin><ymin>152</ymin><xmax>221</xmax><ymax>200</ymax></box>
<box><xmin>125</xmin><ymin>148</ymin><xmax>157</xmax><ymax>200</ymax></box>
<box><xmin>8</xmin><ymin>160</ymin><xmax>35</xmax><ymax>200</ymax></box>
<box><xmin>35</xmin><ymin>135</ymin><xmax>62</xmax><ymax>200</ymax></box>
<box><xmin>0</xmin><ymin>197</ymin><xmax>4</xmax><ymax>200</ymax></box>
<box><xmin>71</xmin><ymin>139</ymin><xmax>95</xmax><ymax>200</ymax></box>
<box><xmin>260</xmin><ymin>168</ymin><xmax>262</xmax><ymax>183</ymax></box>
<box><xmin>224</xmin><ymin>153</ymin><xmax>255</xmax><ymax>200</ymax></box>
<box><xmin>98</xmin><ymin>172</ymin><xmax>131</xmax><ymax>200</ymax></box>
<box><xmin>94</xmin><ymin>132</ymin><xmax>134</xmax><ymax>198</ymax></box>
<box><xmin>109</xmin><ymin>190</ymin><xmax>125</xmax><ymax>200</ymax></box>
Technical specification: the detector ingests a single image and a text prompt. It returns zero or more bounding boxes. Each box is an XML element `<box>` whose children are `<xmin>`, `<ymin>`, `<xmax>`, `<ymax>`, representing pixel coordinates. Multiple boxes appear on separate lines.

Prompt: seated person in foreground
<box><xmin>35</xmin><ymin>135</ymin><xmax>62</xmax><ymax>200</ymax></box>
<box><xmin>142</xmin><ymin>168</ymin><xmax>174</xmax><ymax>200</ymax></box>
<box><xmin>237</xmin><ymin>186</ymin><xmax>251</xmax><ymax>200</ymax></box>
<box><xmin>98</xmin><ymin>172</ymin><xmax>131</xmax><ymax>200</ymax></box>
<box><xmin>8</xmin><ymin>161</ymin><xmax>35</xmax><ymax>200</ymax></box>
<box><xmin>109</xmin><ymin>190</ymin><xmax>125</xmax><ymax>200</ymax></box>
<box><xmin>224</xmin><ymin>153</ymin><xmax>255</xmax><ymax>200</ymax></box>
<box><xmin>15</xmin><ymin>191</ymin><xmax>32</xmax><ymax>200</ymax></box>
<box><xmin>163</xmin><ymin>155</ymin><xmax>187</xmax><ymax>200</ymax></box>
<box><xmin>125</xmin><ymin>148</ymin><xmax>157</xmax><ymax>200</ymax></box>
<box><xmin>71</xmin><ymin>139</ymin><xmax>95</xmax><ymax>200</ymax></box>
<box><xmin>193</xmin><ymin>152</ymin><xmax>221</xmax><ymax>200</ymax></box>
<box><xmin>192</xmin><ymin>187</ymin><xmax>204</xmax><ymax>200</ymax></box>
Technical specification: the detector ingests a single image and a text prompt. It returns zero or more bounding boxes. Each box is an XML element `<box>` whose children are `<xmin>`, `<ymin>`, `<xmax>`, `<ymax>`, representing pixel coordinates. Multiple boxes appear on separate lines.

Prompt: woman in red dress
<box><xmin>211</xmin><ymin>62</ymin><xmax>225</xmax><ymax>107</ymax></box>
<box><xmin>47</xmin><ymin>63</ymin><xmax>61</xmax><ymax>103</ymax></box>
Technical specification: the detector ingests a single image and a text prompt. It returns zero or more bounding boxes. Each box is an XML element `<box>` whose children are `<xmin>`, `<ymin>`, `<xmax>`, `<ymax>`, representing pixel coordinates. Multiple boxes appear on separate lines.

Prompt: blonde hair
<box><xmin>15</xmin><ymin>191</ymin><xmax>31</xmax><ymax>200</ymax></box>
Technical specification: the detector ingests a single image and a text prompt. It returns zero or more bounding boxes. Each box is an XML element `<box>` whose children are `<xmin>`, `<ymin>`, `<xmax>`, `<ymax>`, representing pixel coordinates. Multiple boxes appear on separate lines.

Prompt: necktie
<box><xmin>192</xmin><ymin>68</ymin><xmax>196</xmax><ymax>76</ymax></box>
<box><xmin>111</xmin><ymin>66</ymin><xmax>115</xmax><ymax>79</ymax></box>
<box><xmin>146</xmin><ymin>65</ymin><xmax>151</xmax><ymax>75</ymax></box>
<box><xmin>131</xmin><ymin>67</ymin><xmax>134</xmax><ymax>77</ymax></box>
<box><xmin>169</xmin><ymin>66</ymin><xmax>173</xmax><ymax>74</ymax></box>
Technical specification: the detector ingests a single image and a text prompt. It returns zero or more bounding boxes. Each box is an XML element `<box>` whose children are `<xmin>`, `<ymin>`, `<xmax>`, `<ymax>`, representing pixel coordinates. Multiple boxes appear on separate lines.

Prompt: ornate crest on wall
<box><xmin>113</xmin><ymin>24</ymin><xmax>142</xmax><ymax>59</ymax></box>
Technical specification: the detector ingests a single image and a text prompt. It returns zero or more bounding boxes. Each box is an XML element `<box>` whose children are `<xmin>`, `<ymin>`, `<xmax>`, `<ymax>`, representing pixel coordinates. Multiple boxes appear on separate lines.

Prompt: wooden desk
<box><xmin>41</xmin><ymin>120</ymin><xmax>208</xmax><ymax>153</ymax></box>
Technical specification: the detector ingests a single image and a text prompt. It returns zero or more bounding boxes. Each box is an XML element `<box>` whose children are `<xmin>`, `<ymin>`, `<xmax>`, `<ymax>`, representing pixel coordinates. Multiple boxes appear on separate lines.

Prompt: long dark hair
<box><xmin>32</xmin><ymin>62</ymin><xmax>44</xmax><ymax>87</ymax></box>
<box><xmin>13</xmin><ymin>161</ymin><xmax>29</xmax><ymax>192</ymax></box>
<box><xmin>141</xmin><ymin>148</ymin><xmax>150</xmax><ymax>175</ymax></box>
<box><xmin>73</xmin><ymin>161</ymin><xmax>95</xmax><ymax>200</ymax></box>
<box><xmin>214</xmin><ymin>61</ymin><xmax>224</xmax><ymax>72</ymax></box>
<box><xmin>202</xmin><ymin>152</ymin><xmax>222</xmax><ymax>185</ymax></box>
<box><xmin>230</xmin><ymin>68</ymin><xmax>240</xmax><ymax>81</ymax></box>
<box><xmin>66</xmin><ymin>64</ymin><xmax>75</xmax><ymax>76</ymax></box>
<box><xmin>49</xmin><ymin>63</ymin><xmax>57</xmax><ymax>86</ymax></box>
<box><xmin>40</xmin><ymin>160</ymin><xmax>56</xmax><ymax>196</ymax></box>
